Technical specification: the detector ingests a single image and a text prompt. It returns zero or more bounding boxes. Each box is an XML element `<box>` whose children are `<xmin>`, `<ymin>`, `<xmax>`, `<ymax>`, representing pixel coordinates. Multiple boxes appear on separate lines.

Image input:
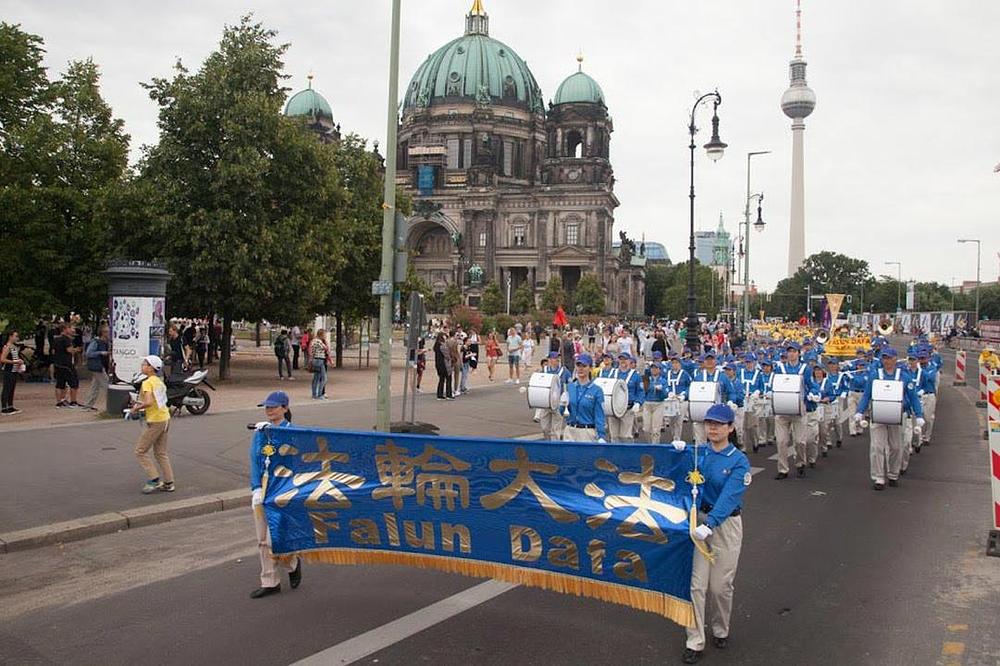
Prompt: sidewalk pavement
<box><xmin>0</xmin><ymin>338</ymin><xmax>553</xmax><ymax>433</ymax></box>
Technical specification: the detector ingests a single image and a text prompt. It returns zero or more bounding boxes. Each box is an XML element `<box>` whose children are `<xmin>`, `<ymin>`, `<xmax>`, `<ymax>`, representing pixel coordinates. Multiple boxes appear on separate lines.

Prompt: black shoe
<box><xmin>289</xmin><ymin>561</ymin><xmax>302</xmax><ymax>589</ymax></box>
<box><xmin>774</xmin><ymin>472</ymin><xmax>788</xmax><ymax>480</ymax></box>
<box><xmin>682</xmin><ymin>648</ymin><xmax>703</xmax><ymax>664</ymax></box>
<box><xmin>250</xmin><ymin>585</ymin><xmax>281</xmax><ymax>599</ymax></box>
<box><xmin>797</xmin><ymin>465</ymin><xmax>806</xmax><ymax>477</ymax></box>
<box><xmin>752</xmin><ymin>443</ymin><xmax>759</xmax><ymax>453</ymax></box>
<box><xmin>913</xmin><ymin>444</ymin><xmax>921</xmax><ymax>454</ymax></box>
<box><xmin>873</xmin><ymin>482</ymin><xmax>885</xmax><ymax>491</ymax></box>
<box><xmin>899</xmin><ymin>468</ymin><xmax>908</xmax><ymax>475</ymax></box>
<box><xmin>712</xmin><ymin>636</ymin><xmax>728</xmax><ymax>650</ymax></box>
<box><xmin>836</xmin><ymin>439</ymin><xmax>843</xmax><ymax>448</ymax></box>
<box><xmin>821</xmin><ymin>450</ymin><xmax>828</xmax><ymax>458</ymax></box>
<box><xmin>888</xmin><ymin>479</ymin><xmax>899</xmax><ymax>487</ymax></box>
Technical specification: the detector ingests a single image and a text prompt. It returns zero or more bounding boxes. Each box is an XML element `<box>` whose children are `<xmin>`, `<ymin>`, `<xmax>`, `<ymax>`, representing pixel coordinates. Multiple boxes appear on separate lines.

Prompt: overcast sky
<box><xmin>8</xmin><ymin>0</ymin><xmax>999</xmax><ymax>290</ymax></box>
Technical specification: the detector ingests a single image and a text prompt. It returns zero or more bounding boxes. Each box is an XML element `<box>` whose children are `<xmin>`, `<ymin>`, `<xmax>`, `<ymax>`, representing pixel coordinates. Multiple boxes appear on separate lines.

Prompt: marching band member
<box><xmin>540</xmin><ymin>352</ymin><xmax>571</xmax><ymax>441</ymax></box>
<box><xmin>758</xmin><ymin>359</ymin><xmax>775</xmax><ymax>448</ymax></box>
<box><xmin>596</xmin><ymin>353</ymin><xmax>617</xmax><ymax>379</ymax></box>
<box><xmin>736</xmin><ymin>353</ymin><xmax>765</xmax><ymax>452</ymax></box>
<box><xmin>666</xmin><ymin>353</ymin><xmax>692</xmax><ymax>442</ymax></box>
<box><xmin>916</xmin><ymin>350</ymin><xmax>938</xmax><ymax>445</ymax></box>
<box><xmin>854</xmin><ymin>348</ymin><xmax>924</xmax><ymax>490</ymax></box>
<box><xmin>805</xmin><ymin>366</ymin><xmax>825</xmax><ymax>465</ymax></box>
<box><xmin>690</xmin><ymin>351</ymin><xmax>738</xmax><ymax>443</ymax></box>
<box><xmin>249</xmin><ymin>391</ymin><xmax>302</xmax><ymax>598</ymax></box>
<box><xmin>563</xmin><ymin>353</ymin><xmax>608</xmax><ymax>443</ymax></box>
<box><xmin>820</xmin><ymin>358</ymin><xmax>847</xmax><ymax>452</ymax></box>
<box><xmin>846</xmin><ymin>357</ymin><xmax>870</xmax><ymax>437</ymax></box>
<box><xmin>681</xmin><ymin>403</ymin><xmax>751</xmax><ymax>664</ymax></box>
<box><xmin>642</xmin><ymin>361</ymin><xmax>669</xmax><ymax>443</ymax></box>
<box><xmin>723</xmin><ymin>364</ymin><xmax>746</xmax><ymax>449</ymax></box>
<box><xmin>608</xmin><ymin>352</ymin><xmax>643</xmax><ymax>443</ymax></box>
<box><xmin>773</xmin><ymin>342</ymin><xmax>813</xmax><ymax>479</ymax></box>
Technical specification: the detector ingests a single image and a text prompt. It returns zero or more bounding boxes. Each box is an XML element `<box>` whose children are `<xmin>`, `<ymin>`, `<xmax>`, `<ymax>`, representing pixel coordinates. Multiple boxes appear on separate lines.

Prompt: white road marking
<box><xmin>750</xmin><ymin>466</ymin><xmax>765</xmax><ymax>476</ymax></box>
<box><xmin>767</xmin><ymin>453</ymin><xmax>779</xmax><ymax>461</ymax></box>
<box><xmin>290</xmin><ymin>580</ymin><xmax>518</xmax><ymax>666</ymax></box>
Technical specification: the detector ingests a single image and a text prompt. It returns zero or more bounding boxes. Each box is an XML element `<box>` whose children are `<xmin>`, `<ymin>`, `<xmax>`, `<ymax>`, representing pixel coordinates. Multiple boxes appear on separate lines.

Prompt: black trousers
<box><xmin>292</xmin><ymin>344</ymin><xmax>301</xmax><ymax>370</ymax></box>
<box><xmin>436</xmin><ymin>372</ymin><xmax>452</xmax><ymax>399</ymax></box>
<box><xmin>1</xmin><ymin>371</ymin><xmax>16</xmax><ymax>410</ymax></box>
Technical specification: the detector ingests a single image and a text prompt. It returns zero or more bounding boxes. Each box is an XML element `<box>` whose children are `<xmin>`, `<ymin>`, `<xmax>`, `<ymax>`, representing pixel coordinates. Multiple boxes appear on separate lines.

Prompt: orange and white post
<box><xmin>954</xmin><ymin>350</ymin><xmax>966</xmax><ymax>386</ymax></box>
<box><xmin>988</xmin><ymin>375</ymin><xmax>1000</xmax><ymax>556</ymax></box>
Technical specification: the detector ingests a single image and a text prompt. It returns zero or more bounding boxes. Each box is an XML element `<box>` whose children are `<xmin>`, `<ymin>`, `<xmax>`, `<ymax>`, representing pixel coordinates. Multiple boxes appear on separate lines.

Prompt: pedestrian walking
<box><xmin>129</xmin><ymin>355</ymin><xmax>174</xmax><ymax>494</ymax></box>
<box><xmin>195</xmin><ymin>326</ymin><xmax>209</xmax><ymax>369</ymax></box>
<box><xmin>521</xmin><ymin>334</ymin><xmax>535</xmax><ymax>370</ymax></box>
<box><xmin>413</xmin><ymin>337</ymin><xmax>427</xmax><ymax>392</ymax></box>
<box><xmin>274</xmin><ymin>329</ymin><xmax>293</xmax><ymax>380</ymax></box>
<box><xmin>81</xmin><ymin>325</ymin><xmax>111</xmax><ymax>411</ymax></box>
<box><xmin>52</xmin><ymin>322</ymin><xmax>82</xmax><ymax>408</ymax></box>
<box><xmin>309</xmin><ymin>329</ymin><xmax>329</xmax><ymax>399</ymax></box>
<box><xmin>485</xmin><ymin>332</ymin><xmax>501</xmax><ymax>382</ymax></box>
<box><xmin>1</xmin><ymin>329</ymin><xmax>25</xmax><ymax>415</ymax></box>
<box><xmin>249</xmin><ymin>390</ymin><xmax>302</xmax><ymax>598</ymax></box>
<box><xmin>290</xmin><ymin>325</ymin><xmax>302</xmax><ymax>370</ymax></box>
<box><xmin>505</xmin><ymin>327</ymin><xmax>523</xmax><ymax>384</ymax></box>
<box><xmin>166</xmin><ymin>325</ymin><xmax>188</xmax><ymax>376</ymax></box>
<box><xmin>434</xmin><ymin>332</ymin><xmax>454</xmax><ymax>399</ymax></box>
<box><xmin>681</xmin><ymin>403</ymin><xmax>750</xmax><ymax>664</ymax></box>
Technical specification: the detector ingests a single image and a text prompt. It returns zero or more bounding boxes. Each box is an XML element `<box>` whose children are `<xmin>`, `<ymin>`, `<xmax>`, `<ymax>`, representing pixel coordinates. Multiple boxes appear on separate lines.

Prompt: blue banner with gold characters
<box><xmin>258</xmin><ymin>427</ymin><xmax>698</xmax><ymax>627</ymax></box>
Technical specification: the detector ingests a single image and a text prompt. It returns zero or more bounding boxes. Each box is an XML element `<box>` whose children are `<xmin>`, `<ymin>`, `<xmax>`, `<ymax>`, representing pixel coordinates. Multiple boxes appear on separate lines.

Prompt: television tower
<box><xmin>780</xmin><ymin>0</ymin><xmax>816</xmax><ymax>276</ymax></box>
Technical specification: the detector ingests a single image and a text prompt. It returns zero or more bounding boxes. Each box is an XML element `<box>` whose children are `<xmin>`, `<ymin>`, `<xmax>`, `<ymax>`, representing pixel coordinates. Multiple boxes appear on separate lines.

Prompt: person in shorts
<box><xmin>505</xmin><ymin>327</ymin><xmax>522</xmax><ymax>384</ymax></box>
<box><xmin>51</xmin><ymin>322</ymin><xmax>81</xmax><ymax>408</ymax></box>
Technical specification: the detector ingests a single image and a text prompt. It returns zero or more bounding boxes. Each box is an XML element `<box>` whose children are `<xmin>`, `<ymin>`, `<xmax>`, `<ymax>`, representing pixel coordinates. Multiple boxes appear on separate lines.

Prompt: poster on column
<box><xmin>111</xmin><ymin>296</ymin><xmax>165</xmax><ymax>380</ymax></box>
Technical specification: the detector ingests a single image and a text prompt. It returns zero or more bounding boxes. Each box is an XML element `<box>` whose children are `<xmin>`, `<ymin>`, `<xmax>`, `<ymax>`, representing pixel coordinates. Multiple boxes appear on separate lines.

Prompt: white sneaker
<box><xmin>515</xmin><ymin>379</ymin><xmax>521</xmax><ymax>384</ymax></box>
<box><xmin>505</xmin><ymin>379</ymin><xmax>513</xmax><ymax>384</ymax></box>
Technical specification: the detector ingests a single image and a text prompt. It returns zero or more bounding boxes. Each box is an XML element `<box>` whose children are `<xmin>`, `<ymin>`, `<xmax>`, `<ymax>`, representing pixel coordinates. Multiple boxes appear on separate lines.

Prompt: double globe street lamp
<box><xmin>686</xmin><ymin>91</ymin><xmax>727</xmax><ymax>353</ymax></box>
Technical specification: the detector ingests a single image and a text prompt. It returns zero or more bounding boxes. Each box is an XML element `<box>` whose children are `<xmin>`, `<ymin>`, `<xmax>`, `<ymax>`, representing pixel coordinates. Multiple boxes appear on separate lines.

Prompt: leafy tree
<box><xmin>114</xmin><ymin>16</ymin><xmax>343</xmax><ymax>378</ymax></box>
<box><xmin>1</xmin><ymin>24</ymin><xmax>129</xmax><ymax>328</ymax></box>
<box><xmin>644</xmin><ymin>264</ymin><xmax>672</xmax><ymax>316</ymax></box>
<box><xmin>479</xmin><ymin>281</ymin><xmax>504</xmax><ymax>315</ymax></box>
<box><xmin>398</xmin><ymin>261</ymin><xmax>431</xmax><ymax>316</ymax></box>
<box><xmin>440</xmin><ymin>284</ymin><xmax>462</xmax><ymax>311</ymax></box>
<box><xmin>573</xmin><ymin>272</ymin><xmax>605</xmax><ymax>314</ymax></box>
<box><xmin>540</xmin><ymin>274</ymin><xmax>567</xmax><ymax>311</ymax></box>
<box><xmin>511</xmin><ymin>284</ymin><xmax>534</xmax><ymax>315</ymax></box>
<box><xmin>640</xmin><ymin>261</ymin><xmax>724</xmax><ymax>319</ymax></box>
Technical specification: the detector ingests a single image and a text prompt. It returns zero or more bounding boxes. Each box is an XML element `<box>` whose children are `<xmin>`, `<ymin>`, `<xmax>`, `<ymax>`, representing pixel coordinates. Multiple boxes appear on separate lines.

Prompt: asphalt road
<box><xmin>1</xmin><ymin>348</ymin><xmax>998</xmax><ymax>665</ymax></box>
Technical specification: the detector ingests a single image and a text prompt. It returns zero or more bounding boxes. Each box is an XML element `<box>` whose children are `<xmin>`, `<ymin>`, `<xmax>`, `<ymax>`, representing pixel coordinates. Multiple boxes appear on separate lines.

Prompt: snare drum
<box><xmin>772</xmin><ymin>374</ymin><xmax>805</xmax><ymax>416</ymax></box>
<box><xmin>593</xmin><ymin>377</ymin><xmax>628</xmax><ymax>418</ymax></box>
<box><xmin>688</xmin><ymin>381</ymin><xmax>721</xmax><ymax>422</ymax></box>
<box><xmin>526</xmin><ymin>372</ymin><xmax>561</xmax><ymax>411</ymax></box>
<box><xmin>664</xmin><ymin>398</ymin><xmax>681</xmax><ymax>418</ymax></box>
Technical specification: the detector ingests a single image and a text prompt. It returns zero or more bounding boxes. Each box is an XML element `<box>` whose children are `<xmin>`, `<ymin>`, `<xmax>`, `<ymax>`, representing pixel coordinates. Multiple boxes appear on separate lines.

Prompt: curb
<box><xmin>0</xmin><ymin>489</ymin><xmax>249</xmax><ymax>554</ymax></box>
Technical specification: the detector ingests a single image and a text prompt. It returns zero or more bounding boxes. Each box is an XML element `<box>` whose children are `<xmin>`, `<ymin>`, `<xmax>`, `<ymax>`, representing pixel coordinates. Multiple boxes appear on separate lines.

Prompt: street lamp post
<box><xmin>885</xmin><ymin>260</ymin><xmax>901</xmax><ymax>312</ymax></box>
<box><xmin>505</xmin><ymin>274</ymin><xmax>512</xmax><ymax>315</ymax></box>
<box><xmin>958</xmin><ymin>239</ymin><xmax>981</xmax><ymax>325</ymax></box>
<box><xmin>742</xmin><ymin>150</ymin><xmax>770</xmax><ymax>331</ymax></box>
<box><xmin>686</xmin><ymin>90</ymin><xmax>727</xmax><ymax>353</ymax></box>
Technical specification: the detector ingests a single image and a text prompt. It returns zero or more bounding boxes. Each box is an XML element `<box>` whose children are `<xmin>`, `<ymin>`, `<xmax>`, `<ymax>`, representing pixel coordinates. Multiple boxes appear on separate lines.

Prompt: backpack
<box><xmin>274</xmin><ymin>336</ymin><xmax>287</xmax><ymax>357</ymax></box>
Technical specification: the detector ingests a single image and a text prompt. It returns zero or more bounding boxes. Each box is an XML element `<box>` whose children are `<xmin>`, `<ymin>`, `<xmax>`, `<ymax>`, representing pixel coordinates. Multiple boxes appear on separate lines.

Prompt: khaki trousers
<box><xmin>692</xmin><ymin>421</ymin><xmax>706</xmax><ymax>444</ymax></box>
<box><xmin>253</xmin><ymin>506</ymin><xmax>298</xmax><ymax>588</ymax></box>
<box><xmin>901</xmin><ymin>415</ymin><xmax>914</xmax><ymax>471</ymax></box>
<box><xmin>540</xmin><ymin>409</ymin><xmax>565</xmax><ymax>441</ymax></box>
<box><xmin>607</xmin><ymin>412</ymin><xmax>636</xmax><ymax>443</ymax></box>
<box><xmin>847</xmin><ymin>392</ymin><xmax>863</xmax><ymax>435</ymax></box>
<box><xmin>643</xmin><ymin>401</ymin><xmax>666</xmax><ymax>444</ymax></box>
<box><xmin>134</xmin><ymin>420</ymin><xmax>174</xmax><ymax>482</ymax></box>
<box><xmin>774</xmin><ymin>414</ymin><xmax>806</xmax><ymax>473</ymax></box>
<box><xmin>82</xmin><ymin>371</ymin><xmax>109</xmax><ymax>409</ymax></box>
<box><xmin>819</xmin><ymin>406</ymin><xmax>838</xmax><ymax>450</ymax></box>
<box><xmin>563</xmin><ymin>425</ymin><xmax>598</xmax><ymax>443</ymax></box>
<box><xmin>686</xmin><ymin>516</ymin><xmax>743</xmax><ymax>651</ymax></box>
<box><xmin>805</xmin><ymin>411</ymin><xmax>820</xmax><ymax>462</ymax></box>
<box><xmin>869</xmin><ymin>422</ymin><xmax>903</xmax><ymax>483</ymax></box>
<box><xmin>920</xmin><ymin>393</ymin><xmax>936</xmax><ymax>441</ymax></box>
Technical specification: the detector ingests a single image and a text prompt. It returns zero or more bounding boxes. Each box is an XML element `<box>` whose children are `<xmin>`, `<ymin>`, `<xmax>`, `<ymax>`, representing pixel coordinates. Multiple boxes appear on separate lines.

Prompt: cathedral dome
<box><xmin>285</xmin><ymin>79</ymin><xmax>333</xmax><ymax>120</ymax></box>
<box><xmin>402</xmin><ymin>4</ymin><xmax>544</xmax><ymax>114</ymax></box>
<box><xmin>552</xmin><ymin>69</ymin><xmax>605</xmax><ymax>106</ymax></box>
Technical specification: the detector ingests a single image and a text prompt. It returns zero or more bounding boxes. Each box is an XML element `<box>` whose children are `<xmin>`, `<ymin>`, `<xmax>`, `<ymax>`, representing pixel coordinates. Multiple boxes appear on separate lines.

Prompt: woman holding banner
<box><xmin>249</xmin><ymin>390</ymin><xmax>302</xmax><ymax>598</ymax></box>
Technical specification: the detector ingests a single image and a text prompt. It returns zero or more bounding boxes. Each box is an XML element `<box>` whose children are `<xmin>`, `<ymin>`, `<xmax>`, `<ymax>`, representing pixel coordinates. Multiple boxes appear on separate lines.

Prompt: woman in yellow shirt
<box><xmin>129</xmin><ymin>355</ymin><xmax>175</xmax><ymax>494</ymax></box>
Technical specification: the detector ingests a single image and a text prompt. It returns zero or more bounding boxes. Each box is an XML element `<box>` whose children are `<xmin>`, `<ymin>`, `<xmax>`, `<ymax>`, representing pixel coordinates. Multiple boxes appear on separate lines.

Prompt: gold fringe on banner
<box><xmin>276</xmin><ymin>548</ymin><xmax>694</xmax><ymax>627</ymax></box>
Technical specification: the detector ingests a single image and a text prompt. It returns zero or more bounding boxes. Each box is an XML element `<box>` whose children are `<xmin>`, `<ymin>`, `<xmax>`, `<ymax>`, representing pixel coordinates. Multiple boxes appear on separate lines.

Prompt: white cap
<box><xmin>143</xmin><ymin>355</ymin><xmax>163</xmax><ymax>370</ymax></box>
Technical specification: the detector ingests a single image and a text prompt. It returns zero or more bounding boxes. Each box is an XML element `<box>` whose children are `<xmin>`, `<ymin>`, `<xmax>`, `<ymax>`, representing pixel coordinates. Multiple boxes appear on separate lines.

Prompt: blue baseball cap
<box><xmin>618</xmin><ymin>352</ymin><xmax>632</xmax><ymax>361</ymax></box>
<box><xmin>786</xmin><ymin>341</ymin><xmax>801</xmax><ymax>351</ymax></box>
<box><xmin>743</xmin><ymin>353</ymin><xmax>757</xmax><ymax>362</ymax></box>
<box><xmin>702</xmin><ymin>350</ymin><xmax>716</xmax><ymax>359</ymax></box>
<box><xmin>601</xmin><ymin>352</ymin><xmax>613</xmax><ymax>359</ymax></box>
<box><xmin>652</xmin><ymin>351</ymin><xmax>664</xmax><ymax>360</ymax></box>
<box><xmin>917</xmin><ymin>351</ymin><xmax>930</xmax><ymax>359</ymax></box>
<box><xmin>880</xmin><ymin>348</ymin><xmax>897</xmax><ymax>358</ymax></box>
<box><xmin>704</xmin><ymin>403</ymin><xmax>736</xmax><ymax>424</ymax></box>
<box><xmin>547</xmin><ymin>351</ymin><xmax>560</xmax><ymax>359</ymax></box>
<box><xmin>576</xmin><ymin>353</ymin><xmax>594</xmax><ymax>367</ymax></box>
<box><xmin>258</xmin><ymin>390</ymin><xmax>290</xmax><ymax>408</ymax></box>
<box><xmin>855</xmin><ymin>347</ymin><xmax>866</xmax><ymax>355</ymax></box>
<box><xmin>761</xmin><ymin>358</ymin><xmax>774</xmax><ymax>366</ymax></box>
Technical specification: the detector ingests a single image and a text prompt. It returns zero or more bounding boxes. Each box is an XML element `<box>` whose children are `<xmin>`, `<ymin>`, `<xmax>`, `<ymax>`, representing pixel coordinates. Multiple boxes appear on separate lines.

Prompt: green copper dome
<box><xmin>553</xmin><ymin>70</ymin><xmax>605</xmax><ymax>106</ymax></box>
<box><xmin>402</xmin><ymin>7</ymin><xmax>544</xmax><ymax>113</ymax></box>
<box><xmin>285</xmin><ymin>83</ymin><xmax>333</xmax><ymax>120</ymax></box>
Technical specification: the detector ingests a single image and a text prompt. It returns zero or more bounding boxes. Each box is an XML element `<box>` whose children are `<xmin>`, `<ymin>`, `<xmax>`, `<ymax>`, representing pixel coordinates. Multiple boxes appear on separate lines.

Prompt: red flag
<box><xmin>553</xmin><ymin>306</ymin><xmax>568</xmax><ymax>328</ymax></box>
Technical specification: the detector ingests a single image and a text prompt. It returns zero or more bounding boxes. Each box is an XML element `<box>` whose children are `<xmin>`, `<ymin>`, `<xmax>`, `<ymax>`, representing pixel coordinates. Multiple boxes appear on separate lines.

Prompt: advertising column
<box><xmin>103</xmin><ymin>261</ymin><xmax>171</xmax><ymax>382</ymax></box>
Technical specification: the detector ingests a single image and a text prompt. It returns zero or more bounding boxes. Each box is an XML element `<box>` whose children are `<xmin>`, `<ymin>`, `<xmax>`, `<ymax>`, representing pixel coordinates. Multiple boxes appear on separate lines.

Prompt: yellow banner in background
<box><xmin>826</xmin><ymin>294</ymin><xmax>845</xmax><ymax>325</ymax></box>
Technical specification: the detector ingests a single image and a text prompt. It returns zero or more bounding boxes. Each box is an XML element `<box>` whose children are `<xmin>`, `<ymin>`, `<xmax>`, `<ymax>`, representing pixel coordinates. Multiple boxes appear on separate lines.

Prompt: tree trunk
<box><xmin>207</xmin><ymin>311</ymin><xmax>217</xmax><ymax>363</ymax></box>
<box><xmin>335</xmin><ymin>310</ymin><xmax>344</xmax><ymax>368</ymax></box>
<box><xmin>219</xmin><ymin>313</ymin><xmax>233</xmax><ymax>380</ymax></box>
<box><xmin>255</xmin><ymin>322</ymin><xmax>261</xmax><ymax>347</ymax></box>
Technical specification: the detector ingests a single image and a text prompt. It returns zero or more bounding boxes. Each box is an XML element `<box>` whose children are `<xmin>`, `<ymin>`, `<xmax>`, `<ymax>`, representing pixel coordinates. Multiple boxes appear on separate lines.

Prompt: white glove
<box><xmin>632</xmin><ymin>403</ymin><xmax>640</xmax><ymax>415</ymax></box>
<box><xmin>917</xmin><ymin>389</ymin><xmax>925</xmax><ymax>397</ymax></box>
<box><xmin>726</xmin><ymin>401</ymin><xmax>737</xmax><ymax>410</ymax></box>
<box><xmin>752</xmin><ymin>390</ymin><xmax>761</xmax><ymax>398</ymax></box>
<box><xmin>671</xmin><ymin>440</ymin><xmax>686</xmax><ymax>451</ymax></box>
<box><xmin>668</xmin><ymin>392</ymin><xmax>676</xmax><ymax>400</ymax></box>
<box><xmin>251</xmin><ymin>488</ymin><xmax>263</xmax><ymax>507</ymax></box>
<box><xmin>254</xmin><ymin>421</ymin><xmax>270</xmax><ymax>431</ymax></box>
<box><xmin>693</xmin><ymin>524</ymin><xmax>713</xmax><ymax>541</ymax></box>
<box><xmin>597</xmin><ymin>438</ymin><xmax>607</xmax><ymax>443</ymax></box>
<box><xmin>807</xmin><ymin>393</ymin><xmax>821</xmax><ymax>402</ymax></box>
<box><xmin>915</xmin><ymin>417</ymin><xmax>926</xmax><ymax>428</ymax></box>
<box><xmin>853</xmin><ymin>413</ymin><xmax>864</xmax><ymax>424</ymax></box>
